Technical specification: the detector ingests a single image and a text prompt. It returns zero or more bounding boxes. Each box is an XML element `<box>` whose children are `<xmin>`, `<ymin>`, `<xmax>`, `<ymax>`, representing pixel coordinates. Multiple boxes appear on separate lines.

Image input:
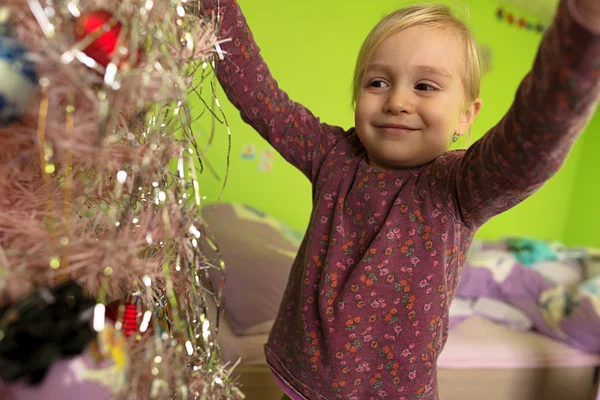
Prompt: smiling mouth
<box><xmin>377</xmin><ymin>124</ymin><xmax>420</xmax><ymax>135</ymax></box>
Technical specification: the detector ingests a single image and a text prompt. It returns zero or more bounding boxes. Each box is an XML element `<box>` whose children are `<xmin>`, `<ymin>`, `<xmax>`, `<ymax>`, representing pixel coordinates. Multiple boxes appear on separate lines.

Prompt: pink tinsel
<box><xmin>0</xmin><ymin>0</ymin><xmax>221</xmax><ymax>302</ymax></box>
<box><xmin>0</xmin><ymin>0</ymin><xmax>240</xmax><ymax>398</ymax></box>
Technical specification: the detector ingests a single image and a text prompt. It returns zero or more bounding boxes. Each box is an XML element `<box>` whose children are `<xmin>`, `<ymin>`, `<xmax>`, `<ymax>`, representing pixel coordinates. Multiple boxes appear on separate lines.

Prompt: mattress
<box><xmin>207</xmin><ymin>295</ymin><xmax>600</xmax><ymax>400</ymax></box>
<box><xmin>207</xmin><ymin>286</ymin><xmax>600</xmax><ymax>369</ymax></box>
<box><xmin>438</xmin><ymin>317</ymin><xmax>600</xmax><ymax>369</ymax></box>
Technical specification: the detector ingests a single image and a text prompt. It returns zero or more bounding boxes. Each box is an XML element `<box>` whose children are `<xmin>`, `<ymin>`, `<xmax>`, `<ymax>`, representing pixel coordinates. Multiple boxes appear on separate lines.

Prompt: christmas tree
<box><xmin>0</xmin><ymin>0</ymin><xmax>240</xmax><ymax>398</ymax></box>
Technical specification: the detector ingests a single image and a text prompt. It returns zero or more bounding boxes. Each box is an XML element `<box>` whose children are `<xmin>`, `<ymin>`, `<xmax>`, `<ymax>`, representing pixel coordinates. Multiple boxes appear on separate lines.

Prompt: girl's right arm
<box><xmin>435</xmin><ymin>0</ymin><xmax>599</xmax><ymax>229</ymax></box>
<box><xmin>200</xmin><ymin>0</ymin><xmax>349</xmax><ymax>183</ymax></box>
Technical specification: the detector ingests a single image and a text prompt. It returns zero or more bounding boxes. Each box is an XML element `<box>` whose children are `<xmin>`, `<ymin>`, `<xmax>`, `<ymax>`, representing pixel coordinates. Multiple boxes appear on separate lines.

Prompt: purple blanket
<box><xmin>455</xmin><ymin>249</ymin><xmax>600</xmax><ymax>353</ymax></box>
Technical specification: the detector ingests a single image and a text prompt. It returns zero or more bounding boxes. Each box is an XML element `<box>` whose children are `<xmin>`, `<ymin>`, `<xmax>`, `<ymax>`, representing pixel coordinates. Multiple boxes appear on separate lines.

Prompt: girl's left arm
<box><xmin>437</xmin><ymin>0</ymin><xmax>599</xmax><ymax>229</ymax></box>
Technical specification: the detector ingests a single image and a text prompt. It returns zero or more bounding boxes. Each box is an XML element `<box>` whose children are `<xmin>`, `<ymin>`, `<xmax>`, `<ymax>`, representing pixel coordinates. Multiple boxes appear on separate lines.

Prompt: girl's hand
<box><xmin>573</xmin><ymin>0</ymin><xmax>600</xmax><ymax>31</ymax></box>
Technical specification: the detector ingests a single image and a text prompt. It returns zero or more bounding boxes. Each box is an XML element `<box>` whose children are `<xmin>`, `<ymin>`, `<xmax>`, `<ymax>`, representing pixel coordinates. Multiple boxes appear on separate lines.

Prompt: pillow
<box><xmin>237</xmin><ymin>319</ymin><xmax>275</xmax><ymax>336</ymax></box>
<box><xmin>448</xmin><ymin>298</ymin><xmax>475</xmax><ymax>327</ymax></box>
<box><xmin>449</xmin><ymin>297</ymin><xmax>533</xmax><ymax>331</ymax></box>
<box><xmin>530</xmin><ymin>260</ymin><xmax>584</xmax><ymax>289</ymax></box>
<box><xmin>201</xmin><ymin>203</ymin><xmax>301</xmax><ymax>336</ymax></box>
<box><xmin>471</xmin><ymin>297</ymin><xmax>533</xmax><ymax>331</ymax></box>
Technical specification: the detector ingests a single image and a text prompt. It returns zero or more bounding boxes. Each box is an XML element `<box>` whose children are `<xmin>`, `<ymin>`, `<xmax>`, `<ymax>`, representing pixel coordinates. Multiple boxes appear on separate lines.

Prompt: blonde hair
<box><xmin>351</xmin><ymin>3</ymin><xmax>487</xmax><ymax>108</ymax></box>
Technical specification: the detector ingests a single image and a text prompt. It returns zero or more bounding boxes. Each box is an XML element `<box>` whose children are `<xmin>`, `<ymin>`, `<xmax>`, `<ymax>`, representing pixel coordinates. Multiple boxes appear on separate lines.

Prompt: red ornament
<box><xmin>121</xmin><ymin>302</ymin><xmax>139</xmax><ymax>336</ymax></box>
<box><xmin>105</xmin><ymin>300</ymin><xmax>152</xmax><ymax>337</ymax></box>
<box><xmin>74</xmin><ymin>10</ymin><xmax>122</xmax><ymax>68</ymax></box>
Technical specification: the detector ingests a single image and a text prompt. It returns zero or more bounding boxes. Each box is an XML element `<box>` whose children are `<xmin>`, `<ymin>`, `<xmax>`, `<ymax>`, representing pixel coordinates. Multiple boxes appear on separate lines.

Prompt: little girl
<box><xmin>201</xmin><ymin>0</ymin><xmax>599</xmax><ymax>399</ymax></box>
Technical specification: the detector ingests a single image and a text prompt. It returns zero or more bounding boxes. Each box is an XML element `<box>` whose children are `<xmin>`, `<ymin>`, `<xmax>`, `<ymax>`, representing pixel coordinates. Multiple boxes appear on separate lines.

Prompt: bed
<box><xmin>205</xmin><ymin>295</ymin><xmax>599</xmax><ymax>400</ymax></box>
<box><xmin>201</xmin><ymin>203</ymin><xmax>600</xmax><ymax>400</ymax></box>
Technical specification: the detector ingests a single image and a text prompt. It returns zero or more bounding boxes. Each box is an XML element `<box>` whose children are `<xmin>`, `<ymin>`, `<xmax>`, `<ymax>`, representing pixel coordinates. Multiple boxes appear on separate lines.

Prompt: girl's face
<box><xmin>354</xmin><ymin>25</ymin><xmax>481</xmax><ymax>170</ymax></box>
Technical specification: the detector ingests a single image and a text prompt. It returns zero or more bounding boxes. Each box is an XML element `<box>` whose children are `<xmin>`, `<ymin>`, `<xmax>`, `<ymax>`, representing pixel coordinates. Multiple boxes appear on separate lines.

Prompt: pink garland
<box><xmin>0</xmin><ymin>0</ymin><xmax>240</xmax><ymax>398</ymax></box>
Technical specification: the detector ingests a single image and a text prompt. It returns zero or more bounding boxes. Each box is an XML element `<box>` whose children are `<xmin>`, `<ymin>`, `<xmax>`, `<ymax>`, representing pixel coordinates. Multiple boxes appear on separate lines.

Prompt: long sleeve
<box><xmin>436</xmin><ymin>0</ymin><xmax>600</xmax><ymax>229</ymax></box>
<box><xmin>200</xmin><ymin>0</ymin><xmax>349</xmax><ymax>183</ymax></box>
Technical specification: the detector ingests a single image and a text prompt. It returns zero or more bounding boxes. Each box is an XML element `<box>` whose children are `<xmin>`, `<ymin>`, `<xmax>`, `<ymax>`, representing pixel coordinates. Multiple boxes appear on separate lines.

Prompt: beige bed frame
<box><xmin>231</xmin><ymin>365</ymin><xmax>599</xmax><ymax>400</ymax></box>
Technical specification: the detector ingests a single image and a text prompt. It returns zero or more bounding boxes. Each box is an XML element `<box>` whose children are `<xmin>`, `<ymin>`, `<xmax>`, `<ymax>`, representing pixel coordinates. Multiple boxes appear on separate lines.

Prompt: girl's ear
<box><xmin>458</xmin><ymin>98</ymin><xmax>482</xmax><ymax>134</ymax></box>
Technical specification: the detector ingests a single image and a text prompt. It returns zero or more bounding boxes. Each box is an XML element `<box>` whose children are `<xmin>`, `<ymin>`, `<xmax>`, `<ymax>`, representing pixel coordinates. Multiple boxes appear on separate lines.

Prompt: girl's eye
<box><xmin>415</xmin><ymin>83</ymin><xmax>438</xmax><ymax>92</ymax></box>
<box><xmin>369</xmin><ymin>80</ymin><xmax>389</xmax><ymax>88</ymax></box>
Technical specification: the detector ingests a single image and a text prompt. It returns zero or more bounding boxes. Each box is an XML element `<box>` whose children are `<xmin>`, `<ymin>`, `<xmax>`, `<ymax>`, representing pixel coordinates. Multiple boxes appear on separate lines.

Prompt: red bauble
<box><xmin>105</xmin><ymin>300</ymin><xmax>151</xmax><ymax>337</ymax></box>
<box><xmin>74</xmin><ymin>10</ymin><xmax>122</xmax><ymax>68</ymax></box>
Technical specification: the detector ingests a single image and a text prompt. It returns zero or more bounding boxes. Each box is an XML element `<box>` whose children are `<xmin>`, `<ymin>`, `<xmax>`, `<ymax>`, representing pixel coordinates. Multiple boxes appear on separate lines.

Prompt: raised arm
<box><xmin>200</xmin><ymin>0</ymin><xmax>348</xmax><ymax>182</ymax></box>
<box><xmin>437</xmin><ymin>0</ymin><xmax>600</xmax><ymax>228</ymax></box>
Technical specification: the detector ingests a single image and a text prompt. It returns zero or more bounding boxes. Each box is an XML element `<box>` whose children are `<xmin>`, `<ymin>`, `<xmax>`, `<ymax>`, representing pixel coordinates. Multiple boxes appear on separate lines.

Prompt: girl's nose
<box><xmin>384</xmin><ymin>87</ymin><xmax>414</xmax><ymax>114</ymax></box>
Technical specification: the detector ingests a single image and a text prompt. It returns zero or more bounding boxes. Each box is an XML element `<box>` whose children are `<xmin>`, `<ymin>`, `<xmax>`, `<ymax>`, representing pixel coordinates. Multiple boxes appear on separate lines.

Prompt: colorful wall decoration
<box><xmin>496</xmin><ymin>8</ymin><xmax>547</xmax><ymax>33</ymax></box>
<box><xmin>239</xmin><ymin>143</ymin><xmax>275</xmax><ymax>173</ymax></box>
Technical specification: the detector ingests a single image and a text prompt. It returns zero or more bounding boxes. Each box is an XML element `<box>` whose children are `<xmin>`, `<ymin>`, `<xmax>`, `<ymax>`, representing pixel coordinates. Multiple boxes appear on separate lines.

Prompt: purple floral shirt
<box><xmin>202</xmin><ymin>0</ymin><xmax>600</xmax><ymax>398</ymax></box>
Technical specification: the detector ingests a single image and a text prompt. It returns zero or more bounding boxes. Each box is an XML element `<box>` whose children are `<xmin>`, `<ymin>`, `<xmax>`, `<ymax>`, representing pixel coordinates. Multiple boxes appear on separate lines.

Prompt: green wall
<box><xmin>193</xmin><ymin>0</ymin><xmax>596</xmax><ymax>246</ymax></box>
<box><xmin>563</xmin><ymin>114</ymin><xmax>600</xmax><ymax>248</ymax></box>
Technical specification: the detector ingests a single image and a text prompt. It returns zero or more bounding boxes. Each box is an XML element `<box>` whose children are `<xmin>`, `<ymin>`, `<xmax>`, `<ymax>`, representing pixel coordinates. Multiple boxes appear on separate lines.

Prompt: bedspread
<box><xmin>455</xmin><ymin>246</ymin><xmax>600</xmax><ymax>353</ymax></box>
